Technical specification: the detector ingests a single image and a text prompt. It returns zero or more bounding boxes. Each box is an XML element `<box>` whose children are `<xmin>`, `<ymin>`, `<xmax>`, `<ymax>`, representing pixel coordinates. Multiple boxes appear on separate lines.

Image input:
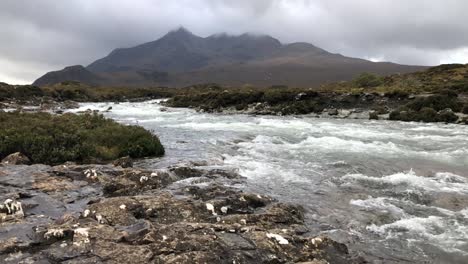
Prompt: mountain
<box><xmin>33</xmin><ymin>27</ymin><xmax>426</xmax><ymax>87</ymax></box>
<box><xmin>34</xmin><ymin>65</ymin><xmax>102</xmax><ymax>87</ymax></box>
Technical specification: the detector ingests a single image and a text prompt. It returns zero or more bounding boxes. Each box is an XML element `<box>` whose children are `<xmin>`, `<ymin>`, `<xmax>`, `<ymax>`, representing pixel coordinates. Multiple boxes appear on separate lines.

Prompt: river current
<box><xmin>72</xmin><ymin>100</ymin><xmax>468</xmax><ymax>263</ymax></box>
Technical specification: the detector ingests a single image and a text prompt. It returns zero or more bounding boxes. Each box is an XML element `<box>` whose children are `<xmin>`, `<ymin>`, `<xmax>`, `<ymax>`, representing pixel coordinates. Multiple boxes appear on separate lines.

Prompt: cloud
<box><xmin>0</xmin><ymin>0</ymin><xmax>467</xmax><ymax>84</ymax></box>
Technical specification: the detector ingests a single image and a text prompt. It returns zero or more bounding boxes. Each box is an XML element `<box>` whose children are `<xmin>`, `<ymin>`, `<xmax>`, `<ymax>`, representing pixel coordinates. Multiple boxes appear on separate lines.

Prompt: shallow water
<box><xmin>72</xmin><ymin>100</ymin><xmax>468</xmax><ymax>263</ymax></box>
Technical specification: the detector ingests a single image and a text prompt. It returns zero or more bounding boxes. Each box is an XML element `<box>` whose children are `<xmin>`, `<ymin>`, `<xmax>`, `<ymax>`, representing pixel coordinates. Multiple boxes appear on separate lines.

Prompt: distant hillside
<box><xmin>34</xmin><ymin>27</ymin><xmax>426</xmax><ymax>87</ymax></box>
<box><xmin>34</xmin><ymin>65</ymin><xmax>102</xmax><ymax>87</ymax></box>
<box><xmin>318</xmin><ymin>63</ymin><xmax>468</xmax><ymax>94</ymax></box>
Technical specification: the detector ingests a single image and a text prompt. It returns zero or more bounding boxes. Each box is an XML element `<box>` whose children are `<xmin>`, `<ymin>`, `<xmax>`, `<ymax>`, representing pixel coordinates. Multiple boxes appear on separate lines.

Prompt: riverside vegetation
<box><xmin>165</xmin><ymin>64</ymin><xmax>468</xmax><ymax>124</ymax></box>
<box><xmin>1</xmin><ymin>64</ymin><xmax>468</xmax><ymax>124</ymax></box>
<box><xmin>0</xmin><ymin>111</ymin><xmax>164</xmax><ymax>165</ymax></box>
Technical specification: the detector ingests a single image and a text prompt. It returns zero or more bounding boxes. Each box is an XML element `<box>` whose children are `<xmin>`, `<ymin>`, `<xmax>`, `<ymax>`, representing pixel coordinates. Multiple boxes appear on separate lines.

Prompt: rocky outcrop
<box><xmin>0</xmin><ymin>163</ymin><xmax>362</xmax><ymax>263</ymax></box>
<box><xmin>113</xmin><ymin>156</ymin><xmax>133</xmax><ymax>168</ymax></box>
<box><xmin>1</xmin><ymin>152</ymin><xmax>31</xmax><ymax>165</ymax></box>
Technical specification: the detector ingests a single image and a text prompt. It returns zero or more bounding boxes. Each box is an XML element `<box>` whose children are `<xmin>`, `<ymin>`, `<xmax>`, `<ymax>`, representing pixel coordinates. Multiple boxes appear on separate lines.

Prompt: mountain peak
<box><xmin>63</xmin><ymin>65</ymin><xmax>87</xmax><ymax>71</ymax></box>
<box><xmin>35</xmin><ymin>28</ymin><xmax>426</xmax><ymax>87</ymax></box>
<box><xmin>164</xmin><ymin>26</ymin><xmax>195</xmax><ymax>38</ymax></box>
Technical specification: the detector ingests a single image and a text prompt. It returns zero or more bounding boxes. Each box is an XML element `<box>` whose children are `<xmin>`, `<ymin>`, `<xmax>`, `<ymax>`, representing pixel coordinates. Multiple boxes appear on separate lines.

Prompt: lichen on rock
<box><xmin>0</xmin><ymin>163</ymin><xmax>362</xmax><ymax>263</ymax></box>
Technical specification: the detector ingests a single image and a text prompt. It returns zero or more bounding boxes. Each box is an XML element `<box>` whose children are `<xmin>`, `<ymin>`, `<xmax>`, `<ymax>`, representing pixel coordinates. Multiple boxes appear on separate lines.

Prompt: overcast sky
<box><xmin>1</xmin><ymin>0</ymin><xmax>468</xmax><ymax>84</ymax></box>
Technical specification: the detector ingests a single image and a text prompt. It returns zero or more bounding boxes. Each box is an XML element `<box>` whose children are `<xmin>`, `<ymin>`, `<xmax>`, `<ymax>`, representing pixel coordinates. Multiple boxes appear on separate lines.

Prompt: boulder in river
<box><xmin>328</xmin><ymin>108</ymin><xmax>339</xmax><ymax>116</ymax></box>
<box><xmin>369</xmin><ymin>111</ymin><xmax>379</xmax><ymax>120</ymax></box>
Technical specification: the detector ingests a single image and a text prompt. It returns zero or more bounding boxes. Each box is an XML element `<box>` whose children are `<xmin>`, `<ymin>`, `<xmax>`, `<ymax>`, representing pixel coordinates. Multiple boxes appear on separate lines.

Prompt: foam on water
<box><xmin>367</xmin><ymin>212</ymin><xmax>468</xmax><ymax>255</ymax></box>
<box><xmin>343</xmin><ymin>170</ymin><xmax>468</xmax><ymax>194</ymax></box>
<box><xmin>73</xmin><ymin>101</ymin><xmax>468</xmax><ymax>262</ymax></box>
<box><xmin>350</xmin><ymin>197</ymin><xmax>408</xmax><ymax>218</ymax></box>
<box><xmin>348</xmin><ymin>171</ymin><xmax>468</xmax><ymax>256</ymax></box>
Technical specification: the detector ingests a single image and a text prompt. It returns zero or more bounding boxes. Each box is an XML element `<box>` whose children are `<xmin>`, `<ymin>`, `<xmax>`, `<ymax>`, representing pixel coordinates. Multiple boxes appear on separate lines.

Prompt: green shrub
<box><xmin>405</xmin><ymin>95</ymin><xmax>463</xmax><ymax>112</ymax></box>
<box><xmin>389</xmin><ymin>107</ymin><xmax>459</xmax><ymax>123</ymax></box>
<box><xmin>353</xmin><ymin>73</ymin><xmax>384</xmax><ymax>88</ymax></box>
<box><xmin>384</xmin><ymin>90</ymin><xmax>409</xmax><ymax>99</ymax></box>
<box><xmin>0</xmin><ymin>82</ymin><xmax>176</xmax><ymax>103</ymax></box>
<box><xmin>280</xmin><ymin>101</ymin><xmax>322</xmax><ymax>115</ymax></box>
<box><xmin>263</xmin><ymin>90</ymin><xmax>295</xmax><ymax>104</ymax></box>
<box><xmin>427</xmin><ymin>64</ymin><xmax>466</xmax><ymax>73</ymax></box>
<box><xmin>0</xmin><ymin>85</ymin><xmax>44</xmax><ymax>100</ymax></box>
<box><xmin>0</xmin><ymin>112</ymin><xmax>164</xmax><ymax>165</ymax></box>
<box><xmin>418</xmin><ymin>107</ymin><xmax>438</xmax><ymax>122</ymax></box>
<box><xmin>446</xmin><ymin>81</ymin><xmax>468</xmax><ymax>93</ymax></box>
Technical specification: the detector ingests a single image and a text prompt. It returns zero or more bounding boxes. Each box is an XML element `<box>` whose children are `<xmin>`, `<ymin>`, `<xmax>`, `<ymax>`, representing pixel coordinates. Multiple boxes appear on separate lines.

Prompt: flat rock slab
<box><xmin>0</xmin><ymin>163</ymin><xmax>362</xmax><ymax>263</ymax></box>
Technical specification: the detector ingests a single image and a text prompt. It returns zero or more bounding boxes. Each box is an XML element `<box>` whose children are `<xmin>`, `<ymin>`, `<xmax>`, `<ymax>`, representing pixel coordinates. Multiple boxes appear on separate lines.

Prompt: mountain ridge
<box><xmin>33</xmin><ymin>28</ymin><xmax>426</xmax><ymax>87</ymax></box>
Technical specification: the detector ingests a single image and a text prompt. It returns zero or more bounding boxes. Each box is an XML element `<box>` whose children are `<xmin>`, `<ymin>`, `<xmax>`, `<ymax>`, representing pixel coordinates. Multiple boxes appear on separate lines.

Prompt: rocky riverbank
<box><xmin>160</xmin><ymin>64</ymin><xmax>468</xmax><ymax>124</ymax></box>
<box><xmin>0</xmin><ymin>158</ymin><xmax>363</xmax><ymax>263</ymax></box>
<box><xmin>3</xmin><ymin>63</ymin><xmax>468</xmax><ymax>124</ymax></box>
<box><xmin>166</xmin><ymin>91</ymin><xmax>468</xmax><ymax>124</ymax></box>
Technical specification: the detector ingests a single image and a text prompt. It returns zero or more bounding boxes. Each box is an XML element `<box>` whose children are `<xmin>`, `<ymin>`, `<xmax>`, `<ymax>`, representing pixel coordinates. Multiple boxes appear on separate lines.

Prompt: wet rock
<box><xmin>328</xmin><ymin>108</ymin><xmax>339</xmax><ymax>116</ymax></box>
<box><xmin>217</xmin><ymin>232</ymin><xmax>256</xmax><ymax>250</ymax></box>
<box><xmin>0</xmin><ymin>163</ymin><xmax>358</xmax><ymax>263</ymax></box>
<box><xmin>363</xmin><ymin>93</ymin><xmax>375</xmax><ymax>101</ymax></box>
<box><xmin>295</xmin><ymin>92</ymin><xmax>307</xmax><ymax>100</ymax></box>
<box><xmin>169</xmin><ymin>166</ymin><xmax>200</xmax><ymax>178</ymax></box>
<box><xmin>371</xmin><ymin>105</ymin><xmax>389</xmax><ymax>115</ymax></box>
<box><xmin>62</xmin><ymin>100</ymin><xmax>79</xmax><ymax>109</ymax></box>
<box><xmin>101</xmin><ymin>169</ymin><xmax>183</xmax><ymax>197</ymax></box>
<box><xmin>0</xmin><ymin>199</ymin><xmax>25</xmax><ymax>222</ymax></box>
<box><xmin>113</xmin><ymin>156</ymin><xmax>133</xmax><ymax>168</ymax></box>
<box><xmin>438</xmin><ymin>108</ymin><xmax>459</xmax><ymax>123</ymax></box>
<box><xmin>1</xmin><ymin>152</ymin><xmax>31</xmax><ymax>165</ymax></box>
<box><xmin>369</xmin><ymin>111</ymin><xmax>379</xmax><ymax>120</ymax></box>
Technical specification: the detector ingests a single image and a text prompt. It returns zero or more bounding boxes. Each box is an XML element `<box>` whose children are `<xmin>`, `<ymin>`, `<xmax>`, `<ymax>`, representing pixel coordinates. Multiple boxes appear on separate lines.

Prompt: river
<box><xmin>72</xmin><ymin>100</ymin><xmax>468</xmax><ymax>263</ymax></box>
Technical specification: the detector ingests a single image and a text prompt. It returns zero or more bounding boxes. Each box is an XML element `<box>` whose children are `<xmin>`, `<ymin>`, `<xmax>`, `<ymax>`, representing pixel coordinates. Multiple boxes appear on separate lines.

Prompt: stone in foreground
<box><xmin>0</xmin><ymin>163</ymin><xmax>363</xmax><ymax>263</ymax></box>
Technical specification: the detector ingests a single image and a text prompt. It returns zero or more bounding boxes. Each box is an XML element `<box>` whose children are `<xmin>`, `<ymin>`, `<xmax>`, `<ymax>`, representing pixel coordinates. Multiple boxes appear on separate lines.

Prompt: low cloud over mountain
<box><xmin>1</xmin><ymin>0</ymin><xmax>468</xmax><ymax>84</ymax></box>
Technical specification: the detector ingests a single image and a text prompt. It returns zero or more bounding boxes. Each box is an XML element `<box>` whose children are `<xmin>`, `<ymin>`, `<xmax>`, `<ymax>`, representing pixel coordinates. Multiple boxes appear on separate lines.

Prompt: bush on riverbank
<box><xmin>0</xmin><ymin>112</ymin><xmax>164</xmax><ymax>165</ymax></box>
<box><xmin>0</xmin><ymin>82</ymin><xmax>175</xmax><ymax>102</ymax></box>
<box><xmin>404</xmin><ymin>94</ymin><xmax>463</xmax><ymax>112</ymax></box>
<box><xmin>388</xmin><ymin>94</ymin><xmax>462</xmax><ymax>123</ymax></box>
<box><xmin>43</xmin><ymin>84</ymin><xmax>175</xmax><ymax>102</ymax></box>
<box><xmin>0</xmin><ymin>83</ymin><xmax>44</xmax><ymax>100</ymax></box>
<box><xmin>389</xmin><ymin>107</ymin><xmax>459</xmax><ymax>123</ymax></box>
<box><xmin>352</xmin><ymin>72</ymin><xmax>384</xmax><ymax>88</ymax></box>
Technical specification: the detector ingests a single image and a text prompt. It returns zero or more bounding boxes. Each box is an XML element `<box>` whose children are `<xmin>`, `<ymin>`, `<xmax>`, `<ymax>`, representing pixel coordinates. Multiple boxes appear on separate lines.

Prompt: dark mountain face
<box><xmin>33</xmin><ymin>28</ymin><xmax>426</xmax><ymax>87</ymax></box>
<box><xmin>33</xmin><ymin>65</ymin><xmax>102</xmax><ymax>87</ymax></box>
<box><xmin>87</xmin><ymin>28</ymin><xmax>210</xmax><ymax>73</ymax></box>
<box><xmin>87</xmin><ymin>28</ymin><xmax>284</xmax><ymax>74</ymax></box>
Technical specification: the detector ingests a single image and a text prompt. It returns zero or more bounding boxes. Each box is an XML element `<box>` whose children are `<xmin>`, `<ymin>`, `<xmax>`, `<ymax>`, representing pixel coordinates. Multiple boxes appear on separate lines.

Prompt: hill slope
<box><xmin>34</xmin><ymin>27</ymin><xmax>426</xmax><ymax>87</ymax></box>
